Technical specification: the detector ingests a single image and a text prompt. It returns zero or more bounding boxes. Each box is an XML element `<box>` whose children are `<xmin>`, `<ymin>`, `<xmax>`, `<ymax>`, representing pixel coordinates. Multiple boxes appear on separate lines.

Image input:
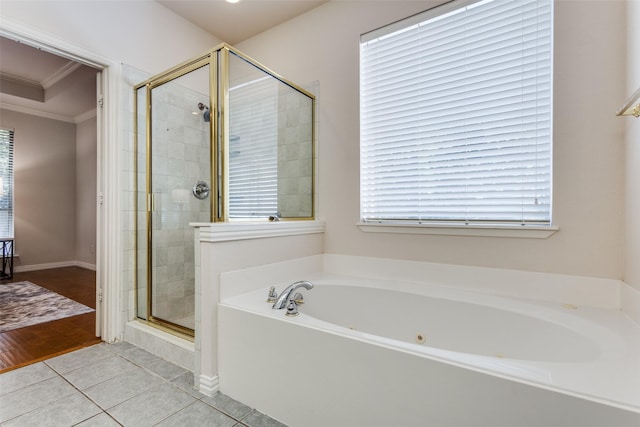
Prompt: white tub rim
<box><xmin>221</xmin><ymin>274</ymin><xmax>640</xmax><ymax>413</ymax></box>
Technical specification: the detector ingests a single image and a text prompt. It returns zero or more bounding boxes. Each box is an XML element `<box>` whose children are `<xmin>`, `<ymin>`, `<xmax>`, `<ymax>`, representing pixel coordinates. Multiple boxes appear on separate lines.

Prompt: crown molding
<box><xmin>42</xmin><ymin>61</ymin><xmax>82</xmax><ymax>89</ymax></box>
<box><xmin>0</xmin><ymin>72</ymin><xmax>41</xmax><ymax>89</ymax></box>
<box><xmin>0</xmin><ymin>102</ymin><xmax>75</xmax><ymax>123</ymax></box>
<box><xmin>74</xmin><ymin>108</ymin><xmax>97</xmax><ymax>123</ymax></box>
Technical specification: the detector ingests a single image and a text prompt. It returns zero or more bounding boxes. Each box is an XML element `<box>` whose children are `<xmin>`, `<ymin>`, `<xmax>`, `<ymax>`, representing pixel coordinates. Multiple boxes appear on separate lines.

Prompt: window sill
<box><xmin>357</xmin><ymin>222</ymin><xmax>559</xmax><ymax>239</ymax></box>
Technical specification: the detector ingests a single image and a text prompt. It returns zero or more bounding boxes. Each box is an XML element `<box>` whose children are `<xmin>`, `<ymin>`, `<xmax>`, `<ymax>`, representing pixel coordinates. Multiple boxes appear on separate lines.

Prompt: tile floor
<box><xmin>0</xmin><ymin>342</ymin><xmax>287</xmax><ymax>427</ymax></box>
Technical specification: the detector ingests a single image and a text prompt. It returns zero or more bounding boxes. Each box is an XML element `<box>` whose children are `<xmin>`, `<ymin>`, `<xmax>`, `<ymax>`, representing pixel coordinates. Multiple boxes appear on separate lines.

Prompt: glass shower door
<box><xmin>147</xmin><ymin>64</ymin><xmax>211</xmax><ymax>334</ymax></box>
<box><xmin>135</xmin><ymin>44</ymin><xmax>315</xmax><ymax>337</ymax></box>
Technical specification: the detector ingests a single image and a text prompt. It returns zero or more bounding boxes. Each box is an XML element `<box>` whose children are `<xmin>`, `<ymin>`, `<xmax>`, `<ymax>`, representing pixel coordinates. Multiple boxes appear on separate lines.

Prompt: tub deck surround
<box><xmin>192</xmin><ymin>221</ymin><xmax>325</xmax><ymax>396</ymax></box>
<box><xmin>217</xmin><ymin>255</ymin><xmax>640</xmax><ymax>426</ymax></box>
<box><xmin>322</xmin><ymin>254</ymin><xmax>623</xmax><ymax>309</ymax></box>
<box><xmin>221</xmin><ymin>277</ymin><xmax>640</xmax><ymax>414</ymax></box>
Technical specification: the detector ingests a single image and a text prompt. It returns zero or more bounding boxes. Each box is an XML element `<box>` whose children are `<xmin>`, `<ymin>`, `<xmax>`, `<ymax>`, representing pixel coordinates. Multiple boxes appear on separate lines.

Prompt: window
<box><xmin>0</xmin><ymin>128</ymin><xmax>14</xmax><ymax>237</ymax></box>
<box><xmin>360</xmin><ymin>0</ymin><xmax>553</xmax><ymax>227</ymax></box>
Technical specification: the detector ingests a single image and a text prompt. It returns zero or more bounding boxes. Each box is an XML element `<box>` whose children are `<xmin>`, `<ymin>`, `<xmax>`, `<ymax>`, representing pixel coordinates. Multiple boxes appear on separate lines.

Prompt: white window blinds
<box><xmin>228</xmin><ymin>74</ymin><xmax>278</xmax><ymax>219</ymax></box>
<box><xmin>0</xmin><ymin>128</ymin><xmax>14</xmax><ymax>238</ymax></box>
<box><xmin>360</xmin><ymin>0</ymin><xmax>553</xmax><ymax>225</ymax></box>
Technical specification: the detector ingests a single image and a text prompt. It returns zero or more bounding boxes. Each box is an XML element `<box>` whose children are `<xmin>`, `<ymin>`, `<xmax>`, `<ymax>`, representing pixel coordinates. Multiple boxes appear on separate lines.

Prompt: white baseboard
<box><xmin>15</xmin><ymin>260</ymin><xmax>96</xmax><ymax>273</ymax></box>
<box><xmin>199</xmin><ymin>374</ymin><xmax>220</xmax><ymax>396</ymax></box>
<box><xmin>75</xmin><ymin>261</ymin><xmax>97</xmax><ymax>271</ymax></box>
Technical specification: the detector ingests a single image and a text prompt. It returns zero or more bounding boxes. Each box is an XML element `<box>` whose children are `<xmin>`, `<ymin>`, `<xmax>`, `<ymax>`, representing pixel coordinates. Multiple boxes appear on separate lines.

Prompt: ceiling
<box><xmin>0</xmin><ymin>0</ymin><xmax>328</xmax><ymax>122</ymax></box>
<box><xmin>0</xmin><ymin>36</ymin><xmax>98</xmax><ymax>123</ymax></box>
<box><xmin>158</xmin><ymin>0</ymin><xmax>328</xmax><ymax>45</ymax></box>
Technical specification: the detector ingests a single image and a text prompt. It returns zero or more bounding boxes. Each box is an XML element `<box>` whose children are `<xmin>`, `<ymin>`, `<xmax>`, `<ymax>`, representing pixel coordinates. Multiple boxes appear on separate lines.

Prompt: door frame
<box><xmin>0</xmin><ymin>19</ymin><xmax>122</xmax><ymax>343</ymax></box>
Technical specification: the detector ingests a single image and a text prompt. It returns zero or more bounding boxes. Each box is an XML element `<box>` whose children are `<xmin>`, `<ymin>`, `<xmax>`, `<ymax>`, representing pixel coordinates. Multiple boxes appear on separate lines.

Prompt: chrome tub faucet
<box><xmin>272</xmin><ymin>280</ymin><xmax>314</xmax><ymax>310</ymax></box>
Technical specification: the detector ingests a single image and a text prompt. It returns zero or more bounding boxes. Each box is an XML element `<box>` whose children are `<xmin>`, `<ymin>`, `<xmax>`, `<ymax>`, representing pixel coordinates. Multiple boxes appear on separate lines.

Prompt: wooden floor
<box><xmin>0</xmin><ymin>267</ymin><xmax>102</xmax><ymax>373</ymax></box>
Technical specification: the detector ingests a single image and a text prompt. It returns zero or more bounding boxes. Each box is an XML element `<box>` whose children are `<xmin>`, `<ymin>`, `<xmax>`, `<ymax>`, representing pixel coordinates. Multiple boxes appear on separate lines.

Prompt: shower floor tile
<box><xmin>0</xmin><ymin>342</ymin><xmax>289</xmax><ymax>427</ymax></box>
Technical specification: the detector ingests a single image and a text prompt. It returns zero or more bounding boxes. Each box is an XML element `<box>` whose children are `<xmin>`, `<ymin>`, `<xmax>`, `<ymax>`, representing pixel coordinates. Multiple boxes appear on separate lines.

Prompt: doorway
<box><xmin>0</xmin><ymin>25</ymin><xmax>118</xmax><ymax>348</ymax></box>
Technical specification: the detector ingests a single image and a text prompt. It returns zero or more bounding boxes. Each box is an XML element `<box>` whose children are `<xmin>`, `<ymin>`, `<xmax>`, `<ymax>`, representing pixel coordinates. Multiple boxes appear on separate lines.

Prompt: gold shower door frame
<box><xmin>134</xmin><ymin>43</ymin><xmax>316</xmax><ymax>337</ymax></box>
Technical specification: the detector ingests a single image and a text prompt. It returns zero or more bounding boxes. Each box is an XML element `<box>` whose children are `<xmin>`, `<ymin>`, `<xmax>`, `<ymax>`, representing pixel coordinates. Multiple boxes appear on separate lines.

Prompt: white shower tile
<box><xmin>165</xmin><ymin>125</ymin><xmax>185</xmax><ymax>142</ymax></box>
<box><xmin>167</xmin><ymin>246</ymin><xmax>185</xmax><ymax>263</ymax></box>
<box><xmin>168</xmin><ymin>141</ymin><xmax>185</xmax><ymax>160</ymax></box>
<box><xmin>167</xmin><ymin>263</ymin><xmax>185</xmax><ymax>283</ymax></box>
<box><xmin>168</xmin><ymin>158</ymin><xmax>186</xmax><ymax>177</ymax></box>
<box><xmin>154</xmin><ymin>246</ymin><xmax>168</xmax><ymax>266</ymax></box>
<box><xmin>184</xmin><ymin>144</ymin><xmax>200</xmax><ymax>162</ymax></box>
<box><xmin>184</xmin><ymin>127</ymin><xmax>205</xmax><ymax>146</ymax></box>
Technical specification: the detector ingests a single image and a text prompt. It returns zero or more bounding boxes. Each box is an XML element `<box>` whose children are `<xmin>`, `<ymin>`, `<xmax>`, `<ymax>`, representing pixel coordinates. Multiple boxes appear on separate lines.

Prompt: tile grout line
<box><xmin>103</xmin><ymin>344</ymin><xmax>251</xmax><ymax>425</ymax></box>
<box><xmin>76</xmin><ymin>345</ymin><xmax>189</xmax><ymax>427</ymax></box>
<box><xmin>43</xmin><ymin>345</ymin><xmax>166</xmax><ymax>426</ymax></box>
<box><xmin>47</xmin><ymin>356</ymin><xmax>125</xmax><ymax>427</ymax></box>
<box><xmin>2</xmin><ymin>343</ymin><xmax>282</xmax><ymax>427</ymax></box>
<box><xmin>88</xmin><ymin>344</ymin><xmax>243</xmax><ymax>426</ymax></box>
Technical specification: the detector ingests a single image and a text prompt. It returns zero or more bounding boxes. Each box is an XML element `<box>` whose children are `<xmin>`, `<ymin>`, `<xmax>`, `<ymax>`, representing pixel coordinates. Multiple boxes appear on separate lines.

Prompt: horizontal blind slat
<box><xmin>360</xmin><ymin>0</ymin><xmax>552</xmax><ymax>224</ymax></box>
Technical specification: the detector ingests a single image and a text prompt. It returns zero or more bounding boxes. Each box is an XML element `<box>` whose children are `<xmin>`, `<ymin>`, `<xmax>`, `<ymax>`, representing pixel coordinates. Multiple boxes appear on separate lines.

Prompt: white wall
<box><xmin>237</xmin><ymin>0</ymin><xmax>627</xmax><ymax>279</ymax></box>
<box><xmin>0</xmin><ymin>109</ymin><xmax>77</xmax><ymax>266</ymax></box>
<box><xmin>0</xmin><ymin>0</ymin><xmax>220</xmax><ymax>75</ymax></box>
<box><xmin>76</xmin><ymin>115</ymin><xmax>97</xmax><ymax>266</ymax></box>
<box><xmin>624</xmin><ymin>0</ymin><xmax>640</xmax><ymax>292</ymax></box>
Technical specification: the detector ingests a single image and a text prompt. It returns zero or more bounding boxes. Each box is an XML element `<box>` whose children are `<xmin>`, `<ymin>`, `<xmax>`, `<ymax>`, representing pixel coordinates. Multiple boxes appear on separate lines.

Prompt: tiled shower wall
<box><xmin>149</xmin><ymin>80</ymin><xmax>210</xmax><ymax>328</ymax></box>
<box><xmin>121</xmin><ymin>65</ymin><xmax>209</xmax><ymax>332</ymax></box>
<box><xmin>277</xmin><ymin>85</ymin><xmax>314</xmax><ymax>218</ymax></box>
<box><xmin>122</xmin><ymin>65</ymin><xmax>148</xmax><ymax>333</ymax></box>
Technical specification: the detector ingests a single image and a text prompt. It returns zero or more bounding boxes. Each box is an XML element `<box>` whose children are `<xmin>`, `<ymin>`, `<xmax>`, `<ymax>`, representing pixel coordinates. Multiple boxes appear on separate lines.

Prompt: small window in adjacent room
<box><xmin>0</xmin><ymin>128</ymin><xmax>14</xmax><ymax>238</ymax></box>
<box><xmin>359</xmin><ymin>0</ymin><xmax>553</xmax><ymax>228</ymax></box>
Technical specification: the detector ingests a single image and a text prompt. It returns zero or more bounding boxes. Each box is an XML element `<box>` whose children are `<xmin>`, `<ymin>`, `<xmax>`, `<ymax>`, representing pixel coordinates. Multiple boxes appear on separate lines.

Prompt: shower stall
<box><xmin>134</xmin><ymin>44</ymin><xmax>315</xmax><ymax>336</ymax></box>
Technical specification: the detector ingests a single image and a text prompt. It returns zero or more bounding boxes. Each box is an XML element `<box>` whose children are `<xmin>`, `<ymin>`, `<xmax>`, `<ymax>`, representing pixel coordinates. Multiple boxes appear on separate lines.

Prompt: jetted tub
<box><xmin>219</xmin><ymin>276</ymin><xmax>640</xmax><ymax>427</ymax></box>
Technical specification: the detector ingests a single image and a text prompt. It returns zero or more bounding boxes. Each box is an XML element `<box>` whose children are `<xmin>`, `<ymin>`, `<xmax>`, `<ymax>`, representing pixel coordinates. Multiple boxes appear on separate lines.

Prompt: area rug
<box><xmin>0</xmin><ymin>281</ymin><xmax>94</xmax><ymax>333</ymax></box>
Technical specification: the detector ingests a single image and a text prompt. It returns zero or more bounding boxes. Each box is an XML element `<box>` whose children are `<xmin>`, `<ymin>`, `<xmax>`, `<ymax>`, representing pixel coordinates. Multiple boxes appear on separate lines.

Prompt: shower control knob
<box><xmin>192</xmin><ymin>181</ymin><xmax>210</xmax><ymax>200</ymax></box>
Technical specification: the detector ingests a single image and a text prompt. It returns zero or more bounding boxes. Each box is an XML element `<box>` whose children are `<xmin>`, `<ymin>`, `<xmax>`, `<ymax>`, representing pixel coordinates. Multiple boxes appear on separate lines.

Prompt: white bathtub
<box><xmin>219</xmin><ymin>276</ymin><xmax>640</xmax><ymax>427</ymax></box>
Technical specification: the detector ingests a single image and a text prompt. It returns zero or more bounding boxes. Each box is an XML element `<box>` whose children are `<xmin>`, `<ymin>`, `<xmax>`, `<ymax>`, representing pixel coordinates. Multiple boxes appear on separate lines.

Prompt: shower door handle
<box><xmin>192</xmin><ymin>181</ymin><xmax>210</xmax><ymax>200</ymax></box>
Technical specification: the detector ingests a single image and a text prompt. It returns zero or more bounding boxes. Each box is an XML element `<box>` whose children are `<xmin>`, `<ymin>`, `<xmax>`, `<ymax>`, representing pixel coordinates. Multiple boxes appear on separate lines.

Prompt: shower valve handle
<box><xmin>192</xmin><ymin>181</ymin><xmax>210</xmax><ymax>200</ymax></box>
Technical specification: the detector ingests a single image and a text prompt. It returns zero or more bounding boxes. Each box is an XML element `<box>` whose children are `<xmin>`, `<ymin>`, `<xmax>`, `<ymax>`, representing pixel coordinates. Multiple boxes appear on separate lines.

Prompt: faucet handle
<box><xmin>292</xmin><ymin>292</ymin><xmax>304</xmax><ymax>305</ymax></box>
<box><xmin>285</xmin><ymin>299</ymin><xmax>299</xmax><ymax>317</ymax></box>
<box><xmin>267</xmin><ymin>286</ymin><xmax>278</xmax><ymax>303</ymax></box>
